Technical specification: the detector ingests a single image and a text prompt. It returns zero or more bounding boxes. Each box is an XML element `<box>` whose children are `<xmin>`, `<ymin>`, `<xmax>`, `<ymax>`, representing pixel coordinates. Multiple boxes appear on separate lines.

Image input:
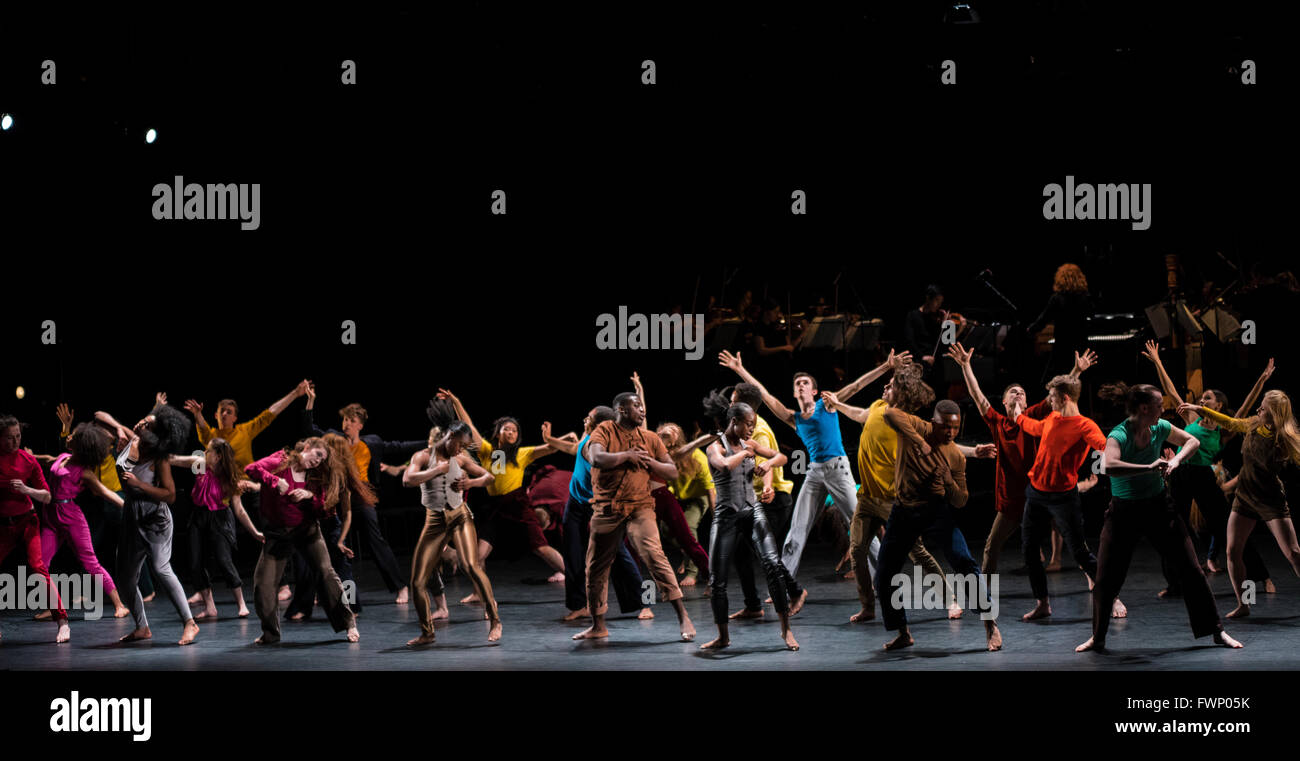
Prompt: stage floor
<box><xmin>2</xmin><ymin>541</ymin><xmax>1295</xmax><ymax>671</ymax></box>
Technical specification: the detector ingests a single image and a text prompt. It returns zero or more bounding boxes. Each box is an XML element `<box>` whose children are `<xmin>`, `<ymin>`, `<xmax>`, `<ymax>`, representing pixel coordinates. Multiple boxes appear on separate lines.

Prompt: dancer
<box><xmin>402</xmin><ymin>421</ymin><xmax>502</xmax><ymax>645</ymax></box>
<box><xmin>0</xmin><ymin>415</ymin><xmax>70</xmax><ymax>643</ymax></box>
<box><xmin>186</xmin><ymin>380</ymin><xmax>309</xmax><ymax>602</ymax></box>
<box><xmin>543</xmin><ymin>407</ymin><xmax>653</xmax><ymax>622</ymax></box>
<box><xmin>718</xmin><ymin>348</ymin><xmax>913</xmax><ymax>579</ymax></box>
<box><xmin>171</xmin><ymin>439</ymin><xmax>264</xmax><ymax>619</ymax></box>
<box><xmin>872</xmin><ymin>400</ymin><xmax>1002</xmax><ymax>651</ymax></box>
<box><xmin>247</xmin><ymin>437</ymin><xmax>359</xmax><ymax>644</ymax></box>
<box><xmin>435</xmin><ymin>389</ymin><xmax>567</xmax><ymax>584</ymax></box>
<box><xmin>573</xmin><ymin>391</ymin><xmax>696</xmax><ymax>642</ymax></box>
<box><xmin>1141</xmin><ymin>341</ymin><xmax>1274</xmax><ymax>594</ymax></box>
<box><xmin>1075</xmin><ymin>383</ymin><xmax>1242</xmax><ymax>652</ymax></box>
<box><xmin>1179</xmin><ymin>390</ymin><xmax>1300</xmax><ymax>618</ymax></box>
<box><xmin>946</xmin><ymin>343</ymin><xmax>1099</xmax><ymax>574</ymax></box>
<box><xmin>30</xmin><ymin>422</ymin><xmax>132</xmax><ymax>619</ymax></box>
<box><xmin>100</xmin><ymin>404</ymin><xmax>199</xmax><ymax>645</ymax></box>
<box><xmin>631</xmin><ymin>371</ymin><xmax>713</xmax><ymax>588</ymax></box>
<box><xmin>302</xmin><ymin>388</ymin><xmax>426</xmax><ymax>604</ymax></box>
<box><xmin>820</xmin><ymin>366</ymin><xmax>960</xmax><ymax>623</ymax></box>
<box><xmin>699</xmin><ymin>399</ymin><xmax>799</xmax><ymax>650</ymax></box>
<box><xmin>1014</xmin><ymin>375</ymin><xmax>1125</xmax><ymax>622</ymax></box>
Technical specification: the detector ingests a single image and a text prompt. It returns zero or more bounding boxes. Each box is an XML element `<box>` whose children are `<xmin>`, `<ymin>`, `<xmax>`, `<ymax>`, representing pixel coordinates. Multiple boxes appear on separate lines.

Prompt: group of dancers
<box><xmin>3</xmin><ymin>335</ymin><xmax>1299</xmax><ymax>656</ymax></box>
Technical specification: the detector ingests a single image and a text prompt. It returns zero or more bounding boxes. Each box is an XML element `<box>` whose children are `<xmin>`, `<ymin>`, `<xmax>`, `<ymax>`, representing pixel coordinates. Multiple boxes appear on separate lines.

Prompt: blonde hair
<box><xmin>656</xmin><ymin>422</ymin><xmax>700</xmax><ymax>483</ymax></box>
<box><xmin>1261</xmin><ymin>390</ymin><xmax>1300</xmax><ymax>466</ymax></box>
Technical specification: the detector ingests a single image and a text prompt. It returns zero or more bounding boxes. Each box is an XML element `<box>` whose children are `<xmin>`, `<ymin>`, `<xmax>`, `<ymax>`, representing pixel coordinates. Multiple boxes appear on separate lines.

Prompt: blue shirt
<box><xmin>568</xmin><ymin>434</ymin><xmax>596</xmax><ymax>503</ymax></box>
<box><xmin>795</xmin><ymin>398</ymin><xmax>846</xmax><ymax>463</ymax></box>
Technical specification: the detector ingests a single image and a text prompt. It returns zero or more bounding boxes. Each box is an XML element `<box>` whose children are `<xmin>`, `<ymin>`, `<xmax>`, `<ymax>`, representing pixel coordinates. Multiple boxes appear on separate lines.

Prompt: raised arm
<box><xmin>1069</xmin><ymin>348</ymin><xmax>1099</xmax><ymax>380</ymax></box>
<box><xmin>718</xmin><ymin>350</ymin><xmax>796</xmax><ymax>428</ymax></box>
<box><xmin>1140</xmin><ymin>340</ymin><xmax>1187</xmax><ymax>417</ymax></box>
<box><xmin>1181</xmin><ymin>404</ymin><xmax>1252</xmax><ymax>435</ymax></box>
<box><xmin>268</xmin><ymin>380</ymin><xmax>310</xmax><ymax>417</ymax></box>
<box><xmin>631</xmin><ymin>371</ymin><xmax>649</xmax><ymax>431</ymax></box>
<box><xmin>946</xmin><ymin>343</ymin><xmax>990</xmax><ymax>417</ymax></box>
<box><xmin>1235</xmin><ymin>359</ymin><xmax>1275</xmax><ymax>419</ymax></box>
<box><xmin>541</xmin><ymin>422</ymin><xmax>580</xmax><ymax>457</ymax></box>
<box><xmin>820</xmin><ymin>391</ymin><xmax>870</xmax><ymax>425</ymax></box>
<box><xmin>438</xmin><ymin>389</ymin><xmax>483</xmax><ymax>449</ymax></box>
<box><xmin>832</xmin><ymin>349</ymin><xmax>912</xmax><ymax>403</ymax></box>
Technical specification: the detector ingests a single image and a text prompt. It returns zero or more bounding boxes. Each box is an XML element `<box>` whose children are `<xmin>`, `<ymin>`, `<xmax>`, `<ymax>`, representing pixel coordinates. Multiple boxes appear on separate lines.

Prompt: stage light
<box><xmin>15</xmin><ymin>386</ymin><xmax>25</xmax><ymax>399</ymax></box>
<box><xmin>145</xmin><ymin>128</ymin><xmax>157</xmax><ymax>144</ymax></box>
<box><xmin>1</xmin><ymin>114</ymin><xmax>12</xmax><ymax>131</ymax></box>
<box><xmin>944</xmin><ymin>3</ymin><xmax>981</xmax><ymax>24</ymax></box>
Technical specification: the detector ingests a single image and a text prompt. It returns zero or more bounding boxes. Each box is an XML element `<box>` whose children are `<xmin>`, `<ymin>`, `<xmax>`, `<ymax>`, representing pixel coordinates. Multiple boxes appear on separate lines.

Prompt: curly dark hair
<box><xmin>702</xmin><ymin>388</ymin><xmax>732</xmax><ymax>431</ymax></box>
<box><xmin>138</xmin><ymin>404</ymin><xmax>190</xmax><ymax>461</ymax></box>
<box><xmin>68</xmin><ymin>423</ymin><xmax>111</xmax><ymax>468</ymax></box>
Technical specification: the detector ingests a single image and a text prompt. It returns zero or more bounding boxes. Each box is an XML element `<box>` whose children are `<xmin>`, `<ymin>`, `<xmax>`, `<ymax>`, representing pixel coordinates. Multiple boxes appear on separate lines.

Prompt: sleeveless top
<box><xmin>795</xmin><ymin>398</ymin><xmax>846</xmax><ymax>462</ymax></box>
<box><xmin>122</xmin><ymin>455</ymin><xmax>165</xmax><ymax>507</ymax></box>
<box><xmin>419</xmin><ymin>449</ymin><xmax>464</xmax><ymax>511</ymax></box>
<box><xmin>50</xmin><ymin>454</ymin><xmax>86</xmax><ymax>502</ymax></box>
<box><xmin>710</xmin><ymin>433</ymin><xmax>756</xmax><ymax>510</ymax></box>
<box><xmin>568</xmin><ymin>434</ymin><xmax>596</xmax><ymax>504</ymax></box>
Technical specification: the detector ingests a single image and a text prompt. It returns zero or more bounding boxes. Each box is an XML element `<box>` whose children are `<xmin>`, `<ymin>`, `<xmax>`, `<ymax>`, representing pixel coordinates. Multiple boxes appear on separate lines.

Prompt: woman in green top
<box><xmin>1078</xmin><ymin>383</ymin><xmax>1240</xmax><ymax>653</ymax></box>
<box><xmin>1141</xmin><ymin>342</ymin><xmax>1275</xmax><ymax>594</ymax></box>
<box><xmin>1180</xmin><ymin>389</ymin><xmax>1300</xmax><ymax>618</ymax></box>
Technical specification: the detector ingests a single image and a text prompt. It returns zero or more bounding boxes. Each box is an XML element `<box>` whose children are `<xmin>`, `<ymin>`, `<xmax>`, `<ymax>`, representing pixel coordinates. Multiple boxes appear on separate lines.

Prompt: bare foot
<box><xmin>680</xmin><ymin>619</ymin><xmax>696</xmax><ymax>642</ymax></box>
<box><xmin>187</xmin><ymin>591</ymin><xmax>203</xmax><ymax>604</ymax></box>
<box><xmin>699</xmin><ymin>636</ymin><xmax>730</xmax><ymax>650</ymax></box>
<box><xmin>346</xmin><ymin>627</ymin><xmax>360</xmax><ymax>642</ymax></box>
<box><xmin>1075</xmin><ymin>636</ymin><xmax>1104</xmax><ymax>653</ymax></box>
<box><xmin>179</xmin><ymin>620</ymin><xmax>199</xmax><ymax>645</ymax></box>
<box><xmin>782</xmin><ymin>629</ymin><xmax>799</xmax><ymax>651</ymax></box>
<box><xmin>288</xmin><ymin>611</ymin><xmax>307</xmax><ymax>621</ymax></box>
<box><xmin>141</xmin><ymin>592</ymin><xmax>156</xmax><ymax>603</ymax></box>
<box><xmin>195</xmin><ymin>607</ymin><xmax>219</xmax><ymax>621</ymax></box>
<box><xmin>788</xmin><ymin>589</ymin><xmax>808</xmax><ymax>617</ymax></box>
<box><xmin>947</xmin><ymin>601</ymin><xmax>964</xmax><ymax>620</ymax></box>
<box><xmin>1207</xmin><ymin>559</ymin><xmax>1225</xmax><ymax>573</ymax></box>
<box><xmin>431</xmin><ymin>604</ymin><xmax>450</xmax><ymax>621</ymax></box>
<box><xmin>637</xmin><ymin>607</ymin><xmax>654</xmax><ymax>620</ymax></box>
<box><xmin>729</xmin><ymin>608</ymin><xmax>764</xmax><ymax>620</ymax></box>
<box><xmin>884</xmin><ymin>632</ymin><xmax>914</xmax><ymax>651</ymax></box>
<box><xmin>114</xmin><ymin>605</ymin><xmax>131</xmax><ymax>618</ymax></box>
<box><xmin>1111</xmin><ymin>598</ymin><xmax>1128</xmax><ymax>619</ymax></box>
<box><xmin>34</xmin><ymin>610</ymin><xmax>52</xmax><ymax>621</ymax></box>
<box><xmin>1214</xmin><ymin>630</ymin><xmax>1243</xmax><ymax>648</ymax></box>
<box><xmin>573</xmin><ymin>625</ymin><xmax>609</xmax><ymax>640</ymax></box>
<box><xmin>277</xmin><ymin>585</ymin><xmax>291</xmax><ymax>602</ymax></box>
<box><xmin>121</xmin><ymin>626</ymin><xmax>152</xmax><ymax>642</ymax></box>
<box><xmin>56</xmin><ymin>622</ymin><xmax>71</xmax><ymax>643</ymax></box>
<box><xmin>461</xmin><ymin>593</ymin><xmax>481</xmax><ymax>604</ymax></box>
<box><xmin>395</xmin><ymin>587</ymin><xmax>409</xmax><ymax>605</ymax></box>
<box><xmin>547</xmin><ymin>572</ymin><xmax>565</xmax><ymax>583</ymax></box>
<box><xmin>985</xmin><ymin>622</ymin><xmax>1002</xmax><ymax>651</ymax></box>
<box><xmin>680</xmin><ymin>576</ymin><xmax>696</xmax><ymax>587</ymax></box>
<box><xmin>843</xmin><ymin>570</ymin><xmax>856</xmax><ymax>580</ymax></box>
<box><xmin>1265</xmin><ymin>579</ymin><xmax>1278</xmax><ymax>594</ymax></box>
<box><xmin>1226</xmin><ymin>604</ymin><xmax>1250</xmax><ymax>619</ymax></box>
<box><xmin>1044</xmin><ymin>561</ymin><xmax>1062</xmax><ymax>573</ymax></box>
<box><xmin>406</xmin><ymin>632</ymin><xmax>436</xmax><ymax>646</ymax></box>
<box><xmin>563</xmin><ymin>607</ymin><xmax>589</xmax><ymax>622</ymax></box>
<box><xmin>1157</xmin><ymin>587</ymin><xmax>1179</xmax><ymax>598</ymax></box>
<box><xmin>237</xmin><ymin>607</ymin><xmax>250</xmax><ymax>618</ymax></box>
<box><xmin>849</xmin><ymin>608</ymin><xmax>875</xmax><ymax>623</ymax></box>
<box><xmin>1022</xmin><ymin>600</ymin><xmax>1052</xmax><ymax>621</ymax></box>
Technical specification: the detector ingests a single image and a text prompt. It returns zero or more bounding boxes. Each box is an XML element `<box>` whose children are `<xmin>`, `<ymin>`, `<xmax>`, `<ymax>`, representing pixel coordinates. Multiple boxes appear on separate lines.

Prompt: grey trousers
<box><xmin>781</xmin><ymin>456</ymin><xmax>860</xmax><ymax>579</ymax></box>
<box><xmin>117</xmin><ymin>499</ymin><xmax>192</xmax><ymax>630</ymax></box>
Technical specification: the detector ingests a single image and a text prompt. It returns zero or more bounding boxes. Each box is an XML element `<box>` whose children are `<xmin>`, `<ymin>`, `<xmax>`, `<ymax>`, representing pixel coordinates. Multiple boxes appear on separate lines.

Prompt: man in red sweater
<box><xmin>1015</xmin><ymin>375</ymin><xmax>1125</xmax><ymax>622</ymax></box>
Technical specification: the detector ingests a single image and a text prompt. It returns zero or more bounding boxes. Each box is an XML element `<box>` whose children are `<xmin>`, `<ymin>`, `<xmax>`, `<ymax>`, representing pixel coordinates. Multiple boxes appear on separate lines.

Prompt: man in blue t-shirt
<box><xmin>720</xmin><ymin>349</ymin><xmax>912</xmax><ymax>579</ymax></box>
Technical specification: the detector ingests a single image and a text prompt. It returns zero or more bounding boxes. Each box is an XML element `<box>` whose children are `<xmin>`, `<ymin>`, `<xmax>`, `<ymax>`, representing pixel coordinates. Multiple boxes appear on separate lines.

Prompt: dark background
<box><xmin>1</xmin><ymin>5</ymin><xmax>1293</xmax><ymax>560</ymax></box>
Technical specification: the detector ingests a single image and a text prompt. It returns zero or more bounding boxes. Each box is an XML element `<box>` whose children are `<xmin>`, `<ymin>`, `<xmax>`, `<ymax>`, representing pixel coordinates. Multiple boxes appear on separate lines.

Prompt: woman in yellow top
<box><xmin>656</xmin><ymin>423</ymin><xmax>716</xmax><ymax>586</ymax></box>
<box><xmin>436</xmin><ymin>389</ymin><xmax>567</xmax><ymax>592</ymax></box>
<box><xmin>1179</xmin><ymin>388</ymin><xmax>1300</xmax><ymax>618</ymax></box>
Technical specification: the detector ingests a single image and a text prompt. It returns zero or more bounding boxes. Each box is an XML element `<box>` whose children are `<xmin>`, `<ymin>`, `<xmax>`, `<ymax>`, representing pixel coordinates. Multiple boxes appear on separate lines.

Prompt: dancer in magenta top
<box><xmin>31</xmin><ymin>422</ymin><xmax>132</xmax><ymax>619</ymax></box>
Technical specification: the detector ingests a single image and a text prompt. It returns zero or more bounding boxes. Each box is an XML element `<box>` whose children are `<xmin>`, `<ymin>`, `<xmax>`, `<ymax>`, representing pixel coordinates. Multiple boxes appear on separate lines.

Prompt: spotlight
<box><xmin>1</xmin><ymin>113</ymin><xmax>12</xmax><ymax>131</ymax></box>
<box><xmin>15</xmin><ymin>386</ymin><xmax>25</xmax><ymax>400</ymax></box>
<box><xmin>944</xmin><ymin>3</ymin><xmax>981</xmax><ymax>24</ymax></box>
<box><xmin>145</xmin><ymin>128</ymin><xmax>157</xmax><ymax>144</ymax></box>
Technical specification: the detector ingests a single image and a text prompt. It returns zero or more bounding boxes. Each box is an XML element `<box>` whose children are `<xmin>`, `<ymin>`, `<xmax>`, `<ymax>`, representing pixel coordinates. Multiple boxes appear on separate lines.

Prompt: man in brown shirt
<box><xmin>574</xmin><ymin>392</ymin><xmax>696</xmax><ymax>643</ymax></box>
<box><xmin>876</xmin><ymin>400</ymin><xmax>1002</xmax><ymax>652</ymax></box>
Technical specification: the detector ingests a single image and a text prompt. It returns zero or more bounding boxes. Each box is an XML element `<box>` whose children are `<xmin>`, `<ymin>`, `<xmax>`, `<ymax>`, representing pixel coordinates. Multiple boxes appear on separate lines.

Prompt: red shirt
<box><xmin>245</xmin><ymin>451</ymin><xmax>326</xmax><ymax>529</ymax></box>
<box><xmin>0</xmin><ymin>449</ymin><xmax>49</xmax><ymax>517</ymax></box>
<box><xmin>982</xmin><ymin>398</ymin><xmax>1052</xmax><ymax>513</ymax></box>
<box><xmin>1018</xmin><ymin>412</ymin><xmax>1106</xmax><ymax>493</ymax></box>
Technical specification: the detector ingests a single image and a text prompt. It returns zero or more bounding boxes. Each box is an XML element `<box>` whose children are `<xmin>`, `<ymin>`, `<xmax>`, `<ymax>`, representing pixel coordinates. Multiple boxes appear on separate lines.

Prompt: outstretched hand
<box><xmin>946</xmin><ymin>342</ymin><xmax>973</xmax><ymax>367</ymax></box>
<box><xmin>718</xmin><ymin>350</ymin><xmax>743</xmax><ymax>372</ymax></box>
<box><xmin>1075</xmin><ymin>348</ymin><xmax>1100</xmax><ymax>374</ymax></box>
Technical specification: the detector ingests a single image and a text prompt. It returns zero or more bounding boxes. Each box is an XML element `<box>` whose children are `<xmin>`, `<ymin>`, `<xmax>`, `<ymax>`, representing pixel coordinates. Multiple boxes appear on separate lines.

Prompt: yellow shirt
<box><xmin>98</xmin><ymin>454</ymin><xmax>121</xmax><ymax>492</ymax></box>
<box><xmin>858</xmin><ymin>399</ymin><xmax>898</xmax><ymax>501</ymax></box>
<box><xmin>669</xmin><ymin>449</ymin><xmax>715</xmax><ymax>501</ymax></box>
<box><xmin>197</xmin><ymin>409</ymin><xmax>277</xmax><ymax>472</ymax></box>
<box><xmin>753</xmin><ymin>415</ymin><xmax>794</xmax><ymax>495</ymax></box>
<box><xmin>352</xmin><ymin>440</ymin><xmax>372</xmax><ymax>483</ymax></box>
<box><xmin>478</xmin><ymin>440</ymin><xmax>537</xmax><ymax>496</ymax></box>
